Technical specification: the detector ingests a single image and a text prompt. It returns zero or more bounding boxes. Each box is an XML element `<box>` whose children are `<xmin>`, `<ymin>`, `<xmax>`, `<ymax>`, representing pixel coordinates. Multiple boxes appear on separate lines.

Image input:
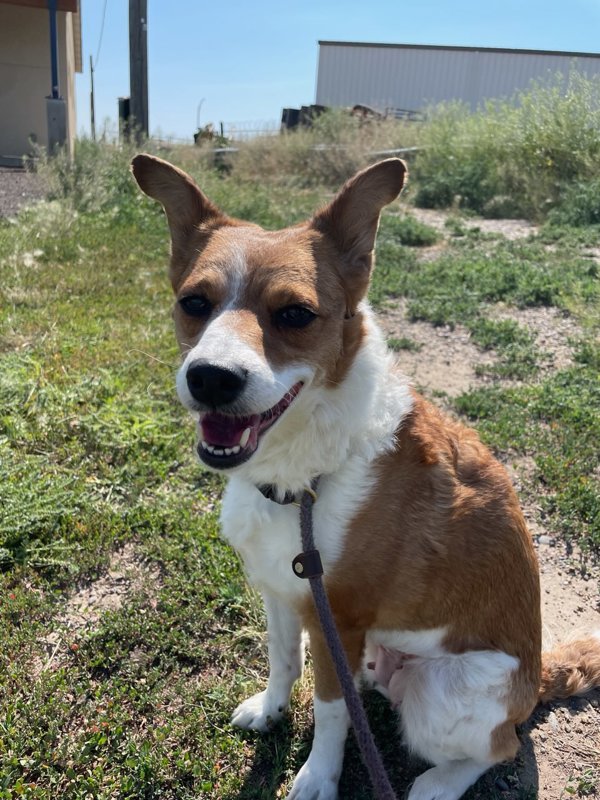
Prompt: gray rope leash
<box><xmin>292</xmin><ymin>486</ymin><xmax>397</xmax><ymax>800</ymax></box>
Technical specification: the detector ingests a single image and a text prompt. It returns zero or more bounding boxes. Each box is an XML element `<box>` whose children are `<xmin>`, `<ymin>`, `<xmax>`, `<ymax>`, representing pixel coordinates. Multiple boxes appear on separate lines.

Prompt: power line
<box><xmin>93</xmin><ymin>0</ymin><xmax>109</xmax><ymax>69</ymax></box>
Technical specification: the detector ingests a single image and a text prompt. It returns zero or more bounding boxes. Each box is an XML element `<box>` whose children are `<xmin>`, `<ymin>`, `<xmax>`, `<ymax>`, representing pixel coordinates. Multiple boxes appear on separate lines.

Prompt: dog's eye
<box><xmin>179</xmin><ymin>295</ymin><xmax>212</xmax><ymax>318</ymax></box>
<box><xmin>274</xmin><ymin>305</ymin><xmax>316</xmax><ymax>329</ymax></box>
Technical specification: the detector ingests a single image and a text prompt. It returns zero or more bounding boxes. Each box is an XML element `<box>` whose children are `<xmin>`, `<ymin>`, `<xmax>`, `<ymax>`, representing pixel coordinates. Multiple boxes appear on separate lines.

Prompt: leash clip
<box><xmin>293</xmin><ymin>484</ymin><xmax>318</xmax><ymax>507</ymax></box>
<box><xmin>292</xmin><ymin>549</ymin><xmax>323</xmax><ymax>579</ymax></box>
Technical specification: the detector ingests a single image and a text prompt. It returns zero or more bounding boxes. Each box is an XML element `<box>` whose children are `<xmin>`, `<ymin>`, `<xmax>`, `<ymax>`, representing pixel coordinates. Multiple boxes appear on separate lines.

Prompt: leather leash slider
<box><xmin>292</xmin><ymin>549</ymin><xmax>323</xmax><ymax>579</ymax></box>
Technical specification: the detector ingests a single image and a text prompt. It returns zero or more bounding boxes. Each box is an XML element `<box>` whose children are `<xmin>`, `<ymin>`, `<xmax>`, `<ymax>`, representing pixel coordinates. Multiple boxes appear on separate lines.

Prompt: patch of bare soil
<box><xmin>35</xmin><ymin>543</ymin><xmax>161</xmax><ymax>675</ymax></box>
<box><xmin>407</xmin><ymin>206</ymin><xmax>538</xmax><ymax>241</ymax></box>
<box><xmin>516</xmin><ymin>537</ymin><xmax>600</xmax><ymax>800</ymax></box>
<box><xmin>379</xmin><ymin>299</ymin><xmax>496</xmax><ymax>398</ymax></box>
<box><xmin>376</xmin><ymin>224</ymin><xmax>599</xmax><ymax>799</ymax></box>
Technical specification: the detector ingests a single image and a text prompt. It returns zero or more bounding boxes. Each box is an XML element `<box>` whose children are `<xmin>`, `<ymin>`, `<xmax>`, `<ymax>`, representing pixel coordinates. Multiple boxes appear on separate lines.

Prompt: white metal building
<box><xmin>316</xmin><ymin>41</ymin><xmax>600</xmax><ymax>114</ymax></box>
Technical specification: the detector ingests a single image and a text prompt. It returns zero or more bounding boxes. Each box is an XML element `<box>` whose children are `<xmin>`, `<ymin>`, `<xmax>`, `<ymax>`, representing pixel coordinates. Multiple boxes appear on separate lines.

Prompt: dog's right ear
<box><xmin>131</xmin><ymin>154</ymin><xmax>226</xmax><ymax>259</ymax></box>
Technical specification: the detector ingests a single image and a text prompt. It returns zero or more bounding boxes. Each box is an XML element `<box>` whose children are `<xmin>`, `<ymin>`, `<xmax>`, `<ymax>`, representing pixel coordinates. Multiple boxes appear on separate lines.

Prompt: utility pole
<box><xmin>129</xmin><ymin>0</ymin><xmax>148</xmax><ymax>142</ymax></box>
<box><xmin>90</xmin><ymin>55</ymin><xmax>96</xmax><ymax>141</ymax></box>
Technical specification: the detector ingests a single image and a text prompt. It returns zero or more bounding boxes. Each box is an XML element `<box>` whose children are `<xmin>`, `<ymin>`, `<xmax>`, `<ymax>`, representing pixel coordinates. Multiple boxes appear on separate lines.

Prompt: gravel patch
<box><xmin>0</xmin><ymin>167</ymin><xmax>46</xmax><ymax>218</ymax></box>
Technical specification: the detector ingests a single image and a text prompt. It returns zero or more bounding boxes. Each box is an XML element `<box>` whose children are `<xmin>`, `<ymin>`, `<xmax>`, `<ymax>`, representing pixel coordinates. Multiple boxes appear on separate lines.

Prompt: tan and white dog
<box><xmin>132</xmin><ymin>154</ymin><xmax>600</xmax><ymax>800</ymax></box>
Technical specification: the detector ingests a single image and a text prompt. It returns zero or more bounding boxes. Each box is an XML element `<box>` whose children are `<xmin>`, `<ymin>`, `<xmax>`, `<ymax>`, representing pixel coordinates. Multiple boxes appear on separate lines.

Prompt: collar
<box><xmin>257</xmin><ymin>484</ymin><xmax>300</xmax><ymax>505</ymax></box>
<box><xmin>257</xmin><ymin>477</ymin><xmax>320</xmax><ymax>506</ymax></box>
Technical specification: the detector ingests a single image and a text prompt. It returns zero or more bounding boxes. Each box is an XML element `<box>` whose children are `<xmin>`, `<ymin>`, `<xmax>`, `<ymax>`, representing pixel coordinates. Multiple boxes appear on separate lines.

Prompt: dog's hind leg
<box><xmin>231</xmin><ymin>592</ymin><xmax>304</xmax><ymax>731</ymax></box>
<box><xmin>400</xmin><ymin>650</ymin><xmax>527</xmax><ymax>800</ymax></box>
<box><xmin>407</xmin><ymin>758</ymin><xmax>493</xmax><ymax>800</ymax></box>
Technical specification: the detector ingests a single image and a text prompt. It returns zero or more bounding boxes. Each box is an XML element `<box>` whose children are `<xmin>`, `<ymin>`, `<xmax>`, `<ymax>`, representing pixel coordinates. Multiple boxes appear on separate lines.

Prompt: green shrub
<box><xmin>412</xmin><ymin>102</ymin><xmax>505</xmax><ymax>213</ymax></box>
<box><xmin>413</xmin><ymin>72</ymin><xmax>600</xmax><ymax>220</ymax></box>
<box><xmin>548</xmin><ymin>179</ymin><xmax>600</xmax><ymax>226</ymax></box>
<box><xmin>380</xmin><ymin>214</ymin><xmax>438</xmax><ymax>247</ymax></box>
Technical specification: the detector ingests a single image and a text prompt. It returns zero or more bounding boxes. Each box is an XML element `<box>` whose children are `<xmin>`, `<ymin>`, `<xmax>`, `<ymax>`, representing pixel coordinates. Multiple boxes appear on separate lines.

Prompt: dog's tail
<box><xmin>539</xmin><ymin>632</ymin><xmax>600</xmax><ymax>703</ymax></box>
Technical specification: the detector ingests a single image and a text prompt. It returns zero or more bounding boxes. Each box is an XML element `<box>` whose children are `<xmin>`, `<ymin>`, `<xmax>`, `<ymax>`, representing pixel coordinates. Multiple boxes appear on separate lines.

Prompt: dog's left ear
<box><xmin>311</xmin><ymin>158</ymin><xmax>407</xmax><ymax>309</ymax></box>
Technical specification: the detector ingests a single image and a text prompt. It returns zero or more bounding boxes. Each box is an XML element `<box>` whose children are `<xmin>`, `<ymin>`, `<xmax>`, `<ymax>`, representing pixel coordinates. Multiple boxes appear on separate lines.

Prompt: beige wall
<box><xmin>0</xmin><ymin>3</ymin><xmax>77</xmax><ymax>158</ymax></box>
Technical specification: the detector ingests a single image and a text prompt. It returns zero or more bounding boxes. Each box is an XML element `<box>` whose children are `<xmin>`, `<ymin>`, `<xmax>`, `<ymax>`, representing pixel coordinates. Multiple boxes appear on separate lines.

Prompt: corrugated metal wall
<box><xmin>316</xmin><ymin>43</ymin><xmax>600</xmax><ymax>112</ymax></box>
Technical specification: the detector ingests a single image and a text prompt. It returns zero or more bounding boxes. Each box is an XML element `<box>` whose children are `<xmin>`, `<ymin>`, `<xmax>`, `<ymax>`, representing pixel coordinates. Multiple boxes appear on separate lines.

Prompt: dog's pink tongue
<box><xmin>200</xmin><ymin>413</ymin><xmax>260</xmax><ymax>448</ymax></box>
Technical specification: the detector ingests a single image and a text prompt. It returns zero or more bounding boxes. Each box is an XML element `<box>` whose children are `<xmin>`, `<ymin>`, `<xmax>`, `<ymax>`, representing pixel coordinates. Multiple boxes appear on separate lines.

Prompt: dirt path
<box><xmin>378</xmin><ymin>219</ymin><xmax>600</xmax><ymax>798</ymax></box>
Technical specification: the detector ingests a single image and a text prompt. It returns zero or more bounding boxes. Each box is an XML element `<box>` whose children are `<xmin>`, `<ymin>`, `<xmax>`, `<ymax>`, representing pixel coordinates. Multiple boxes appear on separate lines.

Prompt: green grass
<box><xmin>387</xmin><ymin>336</ymin><xmax>423</xmax><ymax>353</ymax></box>
<box><xmin>0</xmin><ymin>140</ymin><xmax>598</xmax><ymax>798</ymax></box>
<box><xmin>379</xmin><ymin>213</ymin><xmax>439</xmax><ymax>247</ymax></box>
<box><xmin>455</xmin><ymin>347</ymin><xmax>600</xmax><ymax>548</ymax></box>
<box><xmin>469</xmin><ymin>318</ymin><xmax>541</xmax><ymax>380</ymax></box>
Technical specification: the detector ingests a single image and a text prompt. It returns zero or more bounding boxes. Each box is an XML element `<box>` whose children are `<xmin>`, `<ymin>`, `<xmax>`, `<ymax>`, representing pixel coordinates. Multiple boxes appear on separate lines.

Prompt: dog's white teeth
<box><xmin>202</xmin><ymin>441</ymin><xmax>240</xmax><ymax>458</ymax></box>
<box><xmin>239</xmin><ymin>427</ymin><xmax>252</xmax><ymax>448</ymax></box>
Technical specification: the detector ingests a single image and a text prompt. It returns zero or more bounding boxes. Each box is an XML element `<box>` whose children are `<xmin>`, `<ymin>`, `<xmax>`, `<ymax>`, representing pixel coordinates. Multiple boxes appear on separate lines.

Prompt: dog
<box><xmin>131</xmin><ymin>153</ymin><xmax>600</xmax><ymax>800</ymax></box>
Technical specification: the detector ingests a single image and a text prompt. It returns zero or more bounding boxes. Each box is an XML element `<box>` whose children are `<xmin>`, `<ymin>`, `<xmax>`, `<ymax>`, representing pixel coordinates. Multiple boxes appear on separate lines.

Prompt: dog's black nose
<box><xmin>186</xmin><ymin>361</ymin><xmax>248</xmax><ymax>407</ymax></box>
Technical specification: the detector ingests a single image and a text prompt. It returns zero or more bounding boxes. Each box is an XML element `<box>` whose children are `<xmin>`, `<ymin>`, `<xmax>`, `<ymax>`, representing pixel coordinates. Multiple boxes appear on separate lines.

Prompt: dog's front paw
<box><xmin>231</xmin><ymin>690</ymin><xmax>287</xmax><ymax>732</ymax></box>
<box><xmin>286</xmin><ymin>760</ymin><xmax>339</xmax><ymax>800</ymax></box>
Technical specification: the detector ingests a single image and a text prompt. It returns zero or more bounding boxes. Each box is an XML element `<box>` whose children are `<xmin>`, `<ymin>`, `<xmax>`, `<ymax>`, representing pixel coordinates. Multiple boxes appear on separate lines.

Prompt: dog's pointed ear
<box><xmin>311</xmin><ymin>158</ymin><xmax>407</xmax><ymax>309</ymax></box>
<box><xmin>131</xmin><ymin>154</ymin><xmax>226</xmax><ymax>256</ymax></box>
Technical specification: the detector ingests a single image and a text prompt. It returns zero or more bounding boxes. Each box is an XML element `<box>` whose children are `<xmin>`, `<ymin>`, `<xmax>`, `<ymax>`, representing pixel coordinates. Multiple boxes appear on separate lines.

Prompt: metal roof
<box><xmin>318</xmin><ymin>40</ymin><xmax>600</xmax><ymax>61</ymax></box>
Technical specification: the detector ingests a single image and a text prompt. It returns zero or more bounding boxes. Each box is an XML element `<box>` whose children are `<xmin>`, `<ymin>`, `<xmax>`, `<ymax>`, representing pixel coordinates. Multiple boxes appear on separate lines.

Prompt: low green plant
<box><xmin>380</xmin><ymin>213</ymin><xmax>439</xmax><ymax>247</ymax></box>
<box><xmin>455</xmin><ymin>354</ymin><xmax>599</xmax><ymax>547</ymax></box>
<box><xmin>563</xmin><ymin>768</ymin><xmax>598</xmax><ymax>797</ymax></box>
<box><xmin>400</xmin><ymin>237</ymin><xmax>598</xmax><ymax>326</ymax></box>
<box><xmin>387</xmin><ymin>336</ymin><xmax>422</xmax><ymax>352</ymax></box>
<box><xmin>469</xmin><ymin>318</ymin><xmax>534</xmax><ymax>351</ymax></box>
<box><xmin>470</xmin><ymin>318</ymin><xmax>541</xmax><ymax>380</ymax></box>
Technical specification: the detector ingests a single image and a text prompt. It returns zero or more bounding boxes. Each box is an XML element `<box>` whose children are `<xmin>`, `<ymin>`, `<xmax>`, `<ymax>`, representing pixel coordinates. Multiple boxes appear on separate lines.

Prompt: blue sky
<box><xmin>75</xmin><ymin>0</ymin><xmax>600</xmax><ymax>141</ymax></box>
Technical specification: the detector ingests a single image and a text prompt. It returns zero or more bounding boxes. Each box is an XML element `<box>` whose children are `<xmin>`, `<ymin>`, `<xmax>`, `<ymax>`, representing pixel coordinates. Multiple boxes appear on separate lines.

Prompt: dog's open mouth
<box><xmin>197</xmin><ymin>382</ymin><xmax>303</xmax><ymax>469</ymax></box>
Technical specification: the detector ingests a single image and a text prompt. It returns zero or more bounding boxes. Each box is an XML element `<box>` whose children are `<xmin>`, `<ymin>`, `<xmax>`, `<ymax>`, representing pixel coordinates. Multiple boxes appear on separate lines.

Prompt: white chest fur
<box><xmin>219</xmin><ymin>311</ymin><xmax>413</xmax><ymax>604</ymax></box>
<box><xmin>221</xmin><ymin>451</ymin><xmax>381</xmax><ymax>603</ymax></box>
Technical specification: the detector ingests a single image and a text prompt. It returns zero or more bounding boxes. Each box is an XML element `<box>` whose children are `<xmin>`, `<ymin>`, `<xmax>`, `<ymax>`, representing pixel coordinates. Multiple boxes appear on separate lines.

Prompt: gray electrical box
<box><xmin>46</xmin><ymin>97</ymin><xmax>67</xmax><ymax>154</ymax></box>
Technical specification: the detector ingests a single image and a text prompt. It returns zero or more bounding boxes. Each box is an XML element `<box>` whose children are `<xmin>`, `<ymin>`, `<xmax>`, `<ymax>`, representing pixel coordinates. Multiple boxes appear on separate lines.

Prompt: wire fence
<box><xmin>218</xmin><ymin>119</ymin><xmax>280</xmax><ymax>141</ymax></box>
<box><xmin>148</xmin><ymin>119</ymin><xmax>281</xmax><ymax>147</ymax></box>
